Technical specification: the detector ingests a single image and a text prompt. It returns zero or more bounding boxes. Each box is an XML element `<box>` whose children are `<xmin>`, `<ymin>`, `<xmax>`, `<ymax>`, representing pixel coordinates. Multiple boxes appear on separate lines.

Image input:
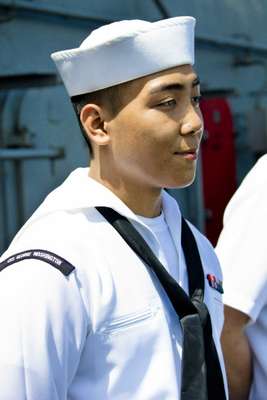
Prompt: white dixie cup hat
<box><xmin>51</xmin><ymin>16</ymin><xmax>196</xmax><ymax>97</ymax></box>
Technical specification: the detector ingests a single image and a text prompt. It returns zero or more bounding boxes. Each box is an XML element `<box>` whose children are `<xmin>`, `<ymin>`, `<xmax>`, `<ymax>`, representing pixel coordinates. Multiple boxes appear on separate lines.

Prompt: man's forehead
<box><xmin>146</xmin><ymin>66</ymin><xmax>199</xmax><ymax>89</ymax></box>
<box><xmin>128</xmin><ymin>65</ymin><xmax>199</xmax><ymax>96</ymax></box>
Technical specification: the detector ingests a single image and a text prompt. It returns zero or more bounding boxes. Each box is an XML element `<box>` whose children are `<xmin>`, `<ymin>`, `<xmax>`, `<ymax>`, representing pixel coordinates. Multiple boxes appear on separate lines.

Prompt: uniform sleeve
<box><xmin>216</xmin><ymin>169</ymin><xmax>267</xmax><ymax>322</ymax></box>
<box><xmin>0</xmin><ymin>259</ymin><xmax>89</xmax><ymax>400</ymax></box>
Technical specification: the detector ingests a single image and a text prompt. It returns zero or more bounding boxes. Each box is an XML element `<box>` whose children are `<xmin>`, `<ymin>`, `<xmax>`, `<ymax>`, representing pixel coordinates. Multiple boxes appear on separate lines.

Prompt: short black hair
<box><xmin>70</xmin><ymin>84</ymin><xmax>126</xmax><ymax>157</ymax></box>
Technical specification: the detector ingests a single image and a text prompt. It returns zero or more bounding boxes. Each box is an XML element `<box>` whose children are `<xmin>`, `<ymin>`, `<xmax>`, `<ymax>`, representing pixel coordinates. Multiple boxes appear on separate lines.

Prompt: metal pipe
<box><xmin>14</xmin><ymin>159</ymin><xmax>24</xmax><ymax>228</ymax></box>
<box><xmin>153</xmin><ymin>0</ymin><xmax>169</xmax><ymax>18</ymax></box>
<box><xmin>0</xmin><ymin>148</ymin><xmax>64</xmax><ymax>160</ymax></box>
<box><xmin>196</xmin><ymin>34</ymin><xmax>267</xmax><ymax>53</ymax></box>
<box><xmin>0</xmin><ymin>0</ymin><xmax>114</xmax><ymax>22</ymax></box>
<box><xmin>0</xmin><ymin>161</ymin><xmax>9</xmax><ymax>250</ymax></box>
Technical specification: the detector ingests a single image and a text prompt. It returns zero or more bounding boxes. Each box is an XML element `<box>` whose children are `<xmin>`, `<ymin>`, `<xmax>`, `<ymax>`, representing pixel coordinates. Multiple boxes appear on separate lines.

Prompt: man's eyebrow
<box><xmin>193</xmin><ymin>77</ymin><xmax>200</xmax><ymax>87</ymax></box>
<box><xmin>149</xmin><ymin>76</ymin><xmax>201</xmax><ymax>94</ymax></box>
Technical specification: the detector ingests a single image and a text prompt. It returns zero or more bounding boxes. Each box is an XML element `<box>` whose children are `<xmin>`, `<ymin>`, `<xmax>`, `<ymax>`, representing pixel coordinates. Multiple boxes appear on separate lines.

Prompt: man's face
<box><xmin>106</xmin><ymin>64</ymin><xmax>203</xmax><ymax>190</ymax></box>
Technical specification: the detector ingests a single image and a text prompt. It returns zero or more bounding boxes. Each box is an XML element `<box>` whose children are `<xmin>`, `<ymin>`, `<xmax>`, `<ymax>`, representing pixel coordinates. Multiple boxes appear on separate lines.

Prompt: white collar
<box><xmin>22</xmin><ymin>167</ymin><xmax>182</xmax><ymax>239</ymax></box>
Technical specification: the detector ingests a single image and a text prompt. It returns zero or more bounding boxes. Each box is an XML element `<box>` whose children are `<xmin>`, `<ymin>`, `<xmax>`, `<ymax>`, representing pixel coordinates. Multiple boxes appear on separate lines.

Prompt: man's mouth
<box><xmin>174</xmin><ymin>148</ymin><xmax>199</xmax><ymax>160</ymax></box>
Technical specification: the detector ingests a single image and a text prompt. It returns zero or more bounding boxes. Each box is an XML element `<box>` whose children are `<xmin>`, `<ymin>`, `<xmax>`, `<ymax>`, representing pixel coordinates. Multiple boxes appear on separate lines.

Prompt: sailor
<box><xmin>0</xmin><ymin>17</ymin><xmax>228</xmax><ymax>399</ymax></box>
<box><xmin>217</xmin><ymin>154</ymin><xmax>267</xmax><ymax>400</ymax></box>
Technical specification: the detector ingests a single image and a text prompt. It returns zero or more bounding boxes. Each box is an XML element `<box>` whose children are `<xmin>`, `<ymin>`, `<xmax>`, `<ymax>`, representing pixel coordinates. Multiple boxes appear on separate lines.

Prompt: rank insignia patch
<box><xmin>207</xmin><ymin>274</ymin><xmax>224</xmax><ymax>294</ymax></box>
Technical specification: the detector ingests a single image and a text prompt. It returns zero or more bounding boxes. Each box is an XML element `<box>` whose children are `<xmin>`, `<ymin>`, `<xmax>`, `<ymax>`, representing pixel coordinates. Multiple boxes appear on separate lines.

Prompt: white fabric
<box><xmin>135</xmin><ymin>211</ymin><xmax>180</xmax><ymax>282</ymax></box>
<box><xmin>216</xmin><ymin>154</ymin><xmax>267</xmax><ymax>400</ymax></box>
<box><xmin>51</xmin><ymin>17</ymin><xmax>195</xmax><ymax>96</ymax></box>
<box><xmin>0</xmin><ymin>168</ymin><xmax>227</xmax><ymax>399</ymax></box>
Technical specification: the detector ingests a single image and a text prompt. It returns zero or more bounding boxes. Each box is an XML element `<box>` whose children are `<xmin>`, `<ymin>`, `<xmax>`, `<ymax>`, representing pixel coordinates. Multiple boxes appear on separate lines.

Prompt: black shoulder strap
<box><xmin>0</xmin><ymin>249</ymin><xmax>75</xmax><ymax>276</ymax></box>
<box><xmin>181</xmin><ymin>217</ymin><xmax>205</xmax><ymax>299</ymax></box>
<box><xmin>96</xmin><ymin>206</ymin><xmax>197</xmax><ymax>319</ymax></box>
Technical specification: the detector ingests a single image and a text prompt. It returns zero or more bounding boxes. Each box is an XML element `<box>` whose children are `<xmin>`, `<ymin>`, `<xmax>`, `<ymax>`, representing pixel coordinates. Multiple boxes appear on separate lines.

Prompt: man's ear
<box><xmin>80</xmin><ymin>104</ymin><xmax>110</xmax><ymax>147</ymax></box>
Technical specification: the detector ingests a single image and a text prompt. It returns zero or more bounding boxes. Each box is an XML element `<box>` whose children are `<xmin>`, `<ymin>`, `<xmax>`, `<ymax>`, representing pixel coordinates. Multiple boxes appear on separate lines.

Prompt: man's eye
<box><xmin>192</xmin><ymin>95</ymin><xmax>202</xmax><ymax>107</ymax></box>
<box><xmin>158</xmin><ymin>99</ymin><xmax>176</xmax><ymax>108</ymax></box>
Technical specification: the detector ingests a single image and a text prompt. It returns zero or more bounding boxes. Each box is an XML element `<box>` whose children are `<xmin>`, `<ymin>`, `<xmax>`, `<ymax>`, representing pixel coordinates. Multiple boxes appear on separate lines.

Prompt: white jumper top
<box><xmin>216</xmin><ymin>154</ymin><xmax>267</xmax><ymax>400</ymax></box>
<box><xmin>0</xmin><ymin>168</ymin><xmax>227</xmax><ymax>400</ymax></box>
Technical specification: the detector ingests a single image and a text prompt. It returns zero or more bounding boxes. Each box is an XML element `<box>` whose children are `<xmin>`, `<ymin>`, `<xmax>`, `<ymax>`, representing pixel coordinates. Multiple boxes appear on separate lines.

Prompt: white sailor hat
<box><xmin>51</xmin><ymin>16</ymin><xmax>196</xmax><ymax>97</ymax></box>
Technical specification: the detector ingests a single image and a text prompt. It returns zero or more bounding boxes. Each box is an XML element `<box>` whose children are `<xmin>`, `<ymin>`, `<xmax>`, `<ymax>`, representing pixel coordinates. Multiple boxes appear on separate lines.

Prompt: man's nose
<box><xmin>180</xmin><ymin>108</ymin><xmax>203</xmax><ymax>136</ymax></box>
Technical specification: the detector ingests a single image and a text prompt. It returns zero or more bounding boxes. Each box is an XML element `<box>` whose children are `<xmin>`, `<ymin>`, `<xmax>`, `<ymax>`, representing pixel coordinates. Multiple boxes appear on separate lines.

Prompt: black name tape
<box><xmin>0</xmin><ymin>249</ymin><xmax>75</xmax><ymax>276</ymax></box>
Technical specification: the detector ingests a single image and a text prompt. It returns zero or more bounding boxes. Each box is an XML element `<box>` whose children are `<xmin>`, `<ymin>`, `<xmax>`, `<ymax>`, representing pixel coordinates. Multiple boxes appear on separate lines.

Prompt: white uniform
<box><xmin>216</xmin><ymin>154</ymin><xmax>267</xmax><ymax>400</ymax></box>
<box><xmin>0</xmin><ymin>168</ymin><xmax>227</xmax><ymax>400</ymax></box>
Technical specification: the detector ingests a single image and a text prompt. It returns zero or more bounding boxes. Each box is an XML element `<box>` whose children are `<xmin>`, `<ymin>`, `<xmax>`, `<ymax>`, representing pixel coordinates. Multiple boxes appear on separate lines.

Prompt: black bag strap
<box><xmin>96</xmin><ymin>206</ymin><xmax>226</xmax><ymax>400</ymax></box>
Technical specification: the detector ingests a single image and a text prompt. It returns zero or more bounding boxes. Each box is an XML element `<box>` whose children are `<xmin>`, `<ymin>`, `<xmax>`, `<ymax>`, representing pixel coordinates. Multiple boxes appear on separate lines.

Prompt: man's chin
<box><xmin>165</xmin><ymin>172</ymin><xmax>196</xmax><ymax>190</ymax></box>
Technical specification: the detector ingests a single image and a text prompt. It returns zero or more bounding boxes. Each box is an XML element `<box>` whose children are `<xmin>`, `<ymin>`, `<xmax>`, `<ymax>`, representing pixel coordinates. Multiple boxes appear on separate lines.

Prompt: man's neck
<box><xmin>89</xmin><ymin>165</ymin><xmax>162</xmax><ymax>217</ymax></box>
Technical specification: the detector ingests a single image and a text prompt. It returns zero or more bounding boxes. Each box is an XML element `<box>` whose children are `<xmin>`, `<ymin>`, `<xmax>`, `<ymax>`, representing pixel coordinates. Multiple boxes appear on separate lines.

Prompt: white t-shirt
<box><xmin>136</xmin><ymin>211</ymin><xmax>180</xmax><ymax>283</ymax></box>
<box><xmin>216</xmin><ymin>154</ymin><xmax>267</xmax><ymax>400</ymax></box>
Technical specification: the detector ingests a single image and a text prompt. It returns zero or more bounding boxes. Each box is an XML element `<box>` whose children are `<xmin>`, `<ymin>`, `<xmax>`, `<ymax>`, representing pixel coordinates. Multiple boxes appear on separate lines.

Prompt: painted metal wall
<box><xmin>1</xmin><ymin>0</ymin><xmax>267</xmax><ymax>252</ymax></box>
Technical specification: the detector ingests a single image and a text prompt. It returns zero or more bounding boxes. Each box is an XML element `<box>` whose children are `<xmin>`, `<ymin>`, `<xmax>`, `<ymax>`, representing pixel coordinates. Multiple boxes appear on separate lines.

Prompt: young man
<box><xmin>216</xmin><ymin>155</ymin><xmax>267</xmax><ymax>400</ymax></box>
<box><xmin>0</xmin><ymin>17</ymin><xmax>227</xmax><ymax>399</ymax></box>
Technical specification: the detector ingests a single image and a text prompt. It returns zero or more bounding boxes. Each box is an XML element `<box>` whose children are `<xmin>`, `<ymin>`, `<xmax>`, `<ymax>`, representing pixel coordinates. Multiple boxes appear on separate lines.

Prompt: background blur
<box><xmin>1</xmin><ymin>0</ymin><xmax>267</xmax><ymax>253</ymax></box>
